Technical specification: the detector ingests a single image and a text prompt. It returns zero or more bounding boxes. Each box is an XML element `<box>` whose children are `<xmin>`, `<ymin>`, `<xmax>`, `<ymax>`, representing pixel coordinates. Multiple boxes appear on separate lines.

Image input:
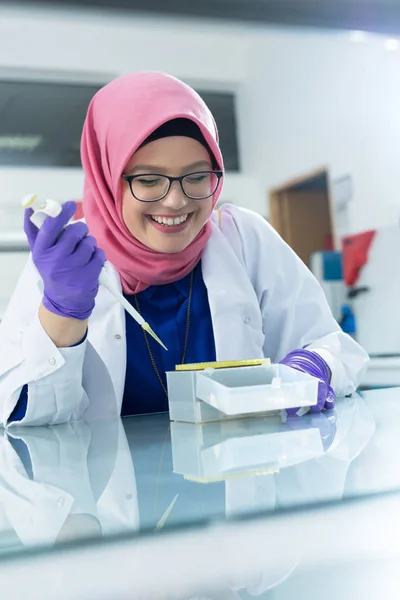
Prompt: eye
<box><xmin>185</xmin><ymin>173</ymin><xmax>209</xmax><ymax>184</ymax></box>
<box><xmin>136</xmin><ymin>176</ymin><xmax>163</xmax><ymax>187</ymax></box>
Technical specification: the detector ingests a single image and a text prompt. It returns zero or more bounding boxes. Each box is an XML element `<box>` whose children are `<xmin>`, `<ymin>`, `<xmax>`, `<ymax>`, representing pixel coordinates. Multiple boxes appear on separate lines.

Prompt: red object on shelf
<box><xmin>342</xmin><ymin>230</ymin><xmax>376</xmax><ymax>287</ymax></box>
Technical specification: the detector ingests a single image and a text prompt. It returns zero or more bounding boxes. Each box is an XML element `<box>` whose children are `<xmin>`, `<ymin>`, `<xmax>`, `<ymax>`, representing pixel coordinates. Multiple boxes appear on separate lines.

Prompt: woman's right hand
<box><xmin>24</xmin><ymin>201</ymin><xmax>106</xmax><ymax>321</ymax></box>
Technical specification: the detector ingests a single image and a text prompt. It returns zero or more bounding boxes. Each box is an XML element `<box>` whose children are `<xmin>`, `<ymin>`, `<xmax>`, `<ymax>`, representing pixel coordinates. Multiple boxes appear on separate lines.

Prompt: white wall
<box><xmin>0</xmin><ymin>6</ymin><xmax>400</xmax><ymax>234</ymax></box>
<box><xmin>245</xmin><ymin>28</ymin><xmax>400</xmax><ymax>233</ymax></box>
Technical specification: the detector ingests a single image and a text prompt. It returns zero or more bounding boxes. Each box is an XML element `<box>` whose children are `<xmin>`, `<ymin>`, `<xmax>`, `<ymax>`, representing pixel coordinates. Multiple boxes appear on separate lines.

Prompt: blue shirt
<box><xmin>10</xmin><ymin>262</ymin><xmax>216</xmax><ymax>421</ymax></box>
<box><xmin>122</xmin><ymin>261</ymin><xmax>216</xmax><ymax>416</ymax></box>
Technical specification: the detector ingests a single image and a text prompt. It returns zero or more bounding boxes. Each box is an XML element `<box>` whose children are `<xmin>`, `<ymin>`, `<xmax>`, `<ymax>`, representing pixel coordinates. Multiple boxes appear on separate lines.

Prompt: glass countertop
<box><xmin>1</xmin><ymin>387</ymin><xmax>400</xmax><ymax>598</ymax></box>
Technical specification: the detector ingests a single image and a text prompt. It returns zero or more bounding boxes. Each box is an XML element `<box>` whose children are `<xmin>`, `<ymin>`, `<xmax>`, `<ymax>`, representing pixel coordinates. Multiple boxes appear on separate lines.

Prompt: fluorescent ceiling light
<box><xmin>0</xmin><ymin>135</ymin><xmax>42</xmax><ymax>151</ymax></box>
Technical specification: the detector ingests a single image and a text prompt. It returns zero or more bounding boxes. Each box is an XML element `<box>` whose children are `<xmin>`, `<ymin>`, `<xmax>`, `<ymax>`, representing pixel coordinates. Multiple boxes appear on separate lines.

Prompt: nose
<box><xmin>160</xmin><ymin>181</ymin><xmax>188</xmax><ymax>211</ymax></box>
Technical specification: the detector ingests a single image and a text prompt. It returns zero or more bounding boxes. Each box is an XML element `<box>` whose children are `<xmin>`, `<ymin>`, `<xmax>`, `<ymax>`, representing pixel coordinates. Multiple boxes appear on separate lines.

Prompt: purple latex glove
<box><xmin>24</xmin><ymin>201</ymin><xmax>106</xmax><ymax>320</ymax></box>
<box><xmin>280</xmin><ymin>349</ymin><xmax>336</xmax><ymax>414</ymax></box>
<box><xmin>285</xmin><ymin>411</ymin><xmax>337</xmax><ymax>452</ymax></box>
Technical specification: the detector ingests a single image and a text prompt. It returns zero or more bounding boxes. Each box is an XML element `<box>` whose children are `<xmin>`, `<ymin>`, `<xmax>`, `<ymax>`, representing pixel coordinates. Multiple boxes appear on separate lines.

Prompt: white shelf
<box><xmin>362</xmin><ymin>357</ymin><xmax>400</xmax><ymax>387</ymax></box>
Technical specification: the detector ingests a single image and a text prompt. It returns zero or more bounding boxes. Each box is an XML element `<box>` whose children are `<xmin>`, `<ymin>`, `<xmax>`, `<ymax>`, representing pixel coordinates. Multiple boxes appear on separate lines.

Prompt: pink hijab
<box><xmin>81</xmin><ymin>71</ymin><xmax>224</xmax><ymax>294</ymax></box>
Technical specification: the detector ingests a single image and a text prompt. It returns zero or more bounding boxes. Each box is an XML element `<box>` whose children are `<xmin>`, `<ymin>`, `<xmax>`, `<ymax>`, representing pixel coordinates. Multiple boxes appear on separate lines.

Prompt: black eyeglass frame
<box><xmin>121</xmin><ymin>170</ymin><xmax>224</xmax><ymax>203</ymax></box>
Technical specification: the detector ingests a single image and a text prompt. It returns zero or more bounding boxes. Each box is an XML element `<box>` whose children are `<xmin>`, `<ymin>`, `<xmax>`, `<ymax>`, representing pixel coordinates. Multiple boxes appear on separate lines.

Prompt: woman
<box><xmin>0</xmin><ymin>71</ymin><xmax>368</xmax><ymax>426</ymax></box>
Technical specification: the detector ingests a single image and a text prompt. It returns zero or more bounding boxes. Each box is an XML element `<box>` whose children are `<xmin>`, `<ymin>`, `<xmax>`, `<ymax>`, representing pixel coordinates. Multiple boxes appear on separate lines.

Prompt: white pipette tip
<box><xmin>155</xmin><ymin>494</ymin><xmax>179</xmax><ymax>531</ymax></box>
<box><xmin>142</xmin><ymin>322</ymin><xmax>168</xmax><ymax>351</ymax></box>
<box><xmin>99</xmin><ymin>270</ymin><xmax>168</xmax><ymax>351</ymax></box>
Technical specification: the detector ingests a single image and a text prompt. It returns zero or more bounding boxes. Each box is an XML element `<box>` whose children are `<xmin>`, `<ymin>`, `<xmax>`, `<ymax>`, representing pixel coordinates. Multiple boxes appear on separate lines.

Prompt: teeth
<box><xmin>150</xmin><ymin>214</ymin><xmax>189</xmax><ymax>226</ymax></box>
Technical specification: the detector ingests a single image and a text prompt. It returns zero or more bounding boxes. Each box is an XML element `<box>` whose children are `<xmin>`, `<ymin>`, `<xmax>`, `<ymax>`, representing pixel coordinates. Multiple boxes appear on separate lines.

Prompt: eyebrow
<box><xmin>127</xmin><ymin>160</ymin><xmax>212</xmax><ymax>175</ymax></box>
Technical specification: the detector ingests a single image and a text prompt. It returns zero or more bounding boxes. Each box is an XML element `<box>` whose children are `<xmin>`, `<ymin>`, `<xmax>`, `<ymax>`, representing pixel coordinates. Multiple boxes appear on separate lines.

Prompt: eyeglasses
<box><xmin>122</xmin><ymin>170</ymin><xmax>223</xmax><ymax>203</ymax></box>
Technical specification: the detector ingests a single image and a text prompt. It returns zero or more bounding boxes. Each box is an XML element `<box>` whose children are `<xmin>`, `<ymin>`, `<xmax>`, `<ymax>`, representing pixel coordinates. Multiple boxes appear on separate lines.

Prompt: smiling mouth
<box><xmin>149</xmin><ymin>213</ymin><xmax>190</xmax><ymax>227</ymax></box>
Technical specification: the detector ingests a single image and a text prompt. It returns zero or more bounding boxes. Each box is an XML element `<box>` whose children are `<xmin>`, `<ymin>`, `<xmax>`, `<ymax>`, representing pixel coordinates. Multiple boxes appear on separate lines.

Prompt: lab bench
<box><xmin>1</xmin><ymin>387</ymin><xmax>400</xmax><ymax>599</ymax></box>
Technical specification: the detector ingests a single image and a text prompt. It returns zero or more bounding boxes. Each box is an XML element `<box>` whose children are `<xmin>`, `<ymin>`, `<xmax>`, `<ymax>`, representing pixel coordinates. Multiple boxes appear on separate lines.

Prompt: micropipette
<box><xmin>22</xmin><ymin>194</ymin><xmax>168</xmax><ymax>351</ymax></box>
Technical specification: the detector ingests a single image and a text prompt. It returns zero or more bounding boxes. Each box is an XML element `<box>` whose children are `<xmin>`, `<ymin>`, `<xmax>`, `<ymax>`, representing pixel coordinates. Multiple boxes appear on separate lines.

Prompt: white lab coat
<box><xmin>0</xmin><ymin>419</ymin><xmax>139</xmax><ymax>549</ymax></box>
<box><xmin>0</xmin><ymin>204</ymin><xmax>369</xmax><ymax>426</ymax></box>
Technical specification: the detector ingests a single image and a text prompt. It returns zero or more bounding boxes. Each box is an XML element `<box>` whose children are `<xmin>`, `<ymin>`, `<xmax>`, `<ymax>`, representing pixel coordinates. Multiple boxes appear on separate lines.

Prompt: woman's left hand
<box><xmin>280</xmin><ymin>349</ymin><xmax>336</xmax><ymax>413</ymax></box>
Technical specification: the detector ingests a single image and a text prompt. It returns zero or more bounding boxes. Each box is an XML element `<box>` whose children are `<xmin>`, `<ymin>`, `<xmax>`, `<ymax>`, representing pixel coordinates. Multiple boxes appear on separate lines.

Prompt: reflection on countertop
<box><xmin>0</xmin><ymin>388</ymin><xmax>399</xmax><ymax>580</ymax></box>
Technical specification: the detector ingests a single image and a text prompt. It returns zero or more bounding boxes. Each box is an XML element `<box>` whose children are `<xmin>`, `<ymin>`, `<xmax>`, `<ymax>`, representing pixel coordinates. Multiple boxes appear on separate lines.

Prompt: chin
<box><xmin>151</xmin><ymin>237</ymin><xmax>192</xmax><ymax>254</ymax></box>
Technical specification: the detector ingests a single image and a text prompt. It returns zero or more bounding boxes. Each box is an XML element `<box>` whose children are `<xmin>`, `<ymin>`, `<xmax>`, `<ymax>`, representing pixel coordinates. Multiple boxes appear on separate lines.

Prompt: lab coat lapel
<box><xmin>88</xmin><ymin>262</ymin><xmax>126</xmax><ymax>413</ymax></box>
<box><xmin>202</xmin><ymin>222</ymin><xmax>265</xmax><ymax>361</ymax></box>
